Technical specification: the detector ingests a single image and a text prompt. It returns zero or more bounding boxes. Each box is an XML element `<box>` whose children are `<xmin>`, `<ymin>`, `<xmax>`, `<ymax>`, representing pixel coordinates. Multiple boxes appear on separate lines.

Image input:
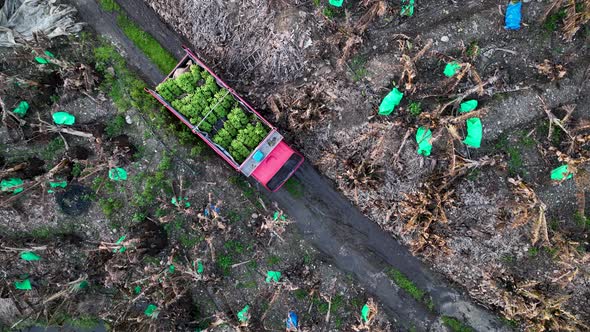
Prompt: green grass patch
<box><xmin>466</xmin><ymin>40</ymin><xmax>480</xmax><ymax>58</ymax></box>
<box><xmin>495</xmin><ymin>135</ymin><xmax>525</xmax><ymax>177</ymax></box>
<box><xmin>294</xmin><ymin>289</ymin><xmax>308</xmax><ymax>300</ymax></box>
<box><xmin>441</xmin><ymin>316</ymin><xmax>475</xmax><ymax>332</ymax></box>
<box><xmin>217</xmin><ymin>254</ymin><xmax>234</xmax><ymax>276</ymax></box>
<box><xmin>98</xmin><ymin>0</ymin><xmax>121</xmax><ymax>12</ymax></box>
<box><xmin>408</xmin><ymin>102</ymin><xmax>422</xmax><ymax>116</ymax></box>
<box><xmin>105</xmin><ymin>114</ymin><xmax>127</xmax><ymax>138</ymax></box>
<box><xmin>543</xmin><ymin>8</ymin><xmax>566</xmax><ymax>32</ymax></box>
<box><xmin>179</xmin><ymin>233</ymin><xmax>200</xmax><ymax>248</ymax></box>
<box><xmin>97</xmin><ymin>0</ymin><xmax>176</xmax><ymax>73</ymax></box>
<box><xmin>284</xmin><ymin>178</ymin><xmax>303</xmax><ymax>198</ymax></box>
<box><xmin>41</xmin><ymin>137</ymin><xmax>65</xmax><ymax>162</ymax></box>
<box><xmin>99</xmin><ymin>197</ymin><xmax>125</xmax><ymax>219</ymax></box>
<box><xmin>237</xmin><ymin>280</ymin><xmax>257</xmax><ymax>289</ymax></box>
<box><xmin>349</xmin><ymin>55</ymin><xmax>368</xmax><ymax>82</ymax></box>
<box><xmin>115</xmin><ymin>14</ymin><xmax>177</xmax><ymax>73</ymax></box>
<box><xmin>574</xmin><ymin>211</ymin><xmax>589</xmax><ymax>229</ymax></box>
<box><xmin>266</xmin><ymin>255</ymin><xmax>282</xmax><ymax>266</ymax></box>
<box><xmin>229</xmin><ymin>176</ymin><xmax>255</xmax><ymax>198</ymax></box>
<box><xmin>386</xmin><ymin>268</ymin><xmax>432</xmax><ymax>308</ymax></box>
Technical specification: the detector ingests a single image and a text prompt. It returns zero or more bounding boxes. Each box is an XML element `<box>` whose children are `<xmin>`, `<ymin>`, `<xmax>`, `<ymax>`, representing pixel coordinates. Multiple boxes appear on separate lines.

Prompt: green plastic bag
<box><xmin>265</xmin><ymin>271</ymin><xmax>281</xmax><ymax>283</ymax></box>
<box><xmin>20</xmin><ymin>251</ymin><xmax>41</xmax><ymax>261</ymax></box>
<box><xmin>113</xmin><ymin>236</ymin><xmax>127</xmax><ymax>253</ymax></box>
<box><xmin>109</xmin><ymin>167</ymin><xmax>128</xmax><ymax>181</ymax></box>
<box><xmin>49</xmin><ymin>181</ymin><xmax>67</xmax><ymax>188</ymax></box>
<box><xmin>459</xmin><ymin>100</ymin><xmax>478</xmax><ymax>113</ymax></box>
<box><xmin>401</xmin><ymin>0</ymin><xmax>415</xmax><ymax>16</ymax></box>
<box><xmin>144</xmin><ymin>304</ymin><xmax>159</xmax><ymax>318</ymax></box>
<box><xmin>12</xmin><ymin>101</ymin><xmax>29</xmax><ymax>117</ymax></box>
<box><xmin>15</xmin><ymin>279</ymin><xmax>32</xmax><ymax>290</ymax></box>
<box><xmin>273</xmin><ymin>211</ymin><xmax>286</xmax><ymax>221</ymax></box>
<box><xmin>416</xmin><ymin>127</ymin><xmax>433</xmax><ymax>156</ymax></box>
<box><xmin>77</xmin><ymin>280</ymin><xmax>89</xmax><ymax>289</ymax></box>
<box><xmin>197</xmin><ymin>261</ymin><xmax>204</xmax><ymax>274</ymax></box>
<box><xmin>168</xmin><ymin>265</ymin><xmax>175</xmax><ymax>273</ymax></box>
<box><xmin>361</xmin><ymin>304</ymin><xmax>370</xmax><ymax>322</ymax></box>
<box><xmin>444</xmin><ymin>62</ymin><xmax>461</xmax><ymax>77</ymax></box>
<box><xmin>329</xmin><ymin>0</ymin><xmax>343</xmax><ymax>7</ymax></box>
<box><xmin>378</xmin><ymin>88</ymin><xmax>404</xmax><ymax>116</ymax></box>
<box><xmin>237</xmin><ymin>305</ymin><xmax>250</xmax><ymax>322</ymax></box>
<box><xmin>35</xmin><ymin>57</ymin><xmax>50</xmax><ymax>64</ymax></box>
<box><xmin>48</xmin><ymin>181</ymin><xmax>67</xmax><ymax>193</ymax></box>
<box><xmin>551</xmin><ymin>165</ymin><xmax>573</xmax><ymax>181</ymax></box>
<box><xmin>463</xmin><ymin>118</ymin><xmax>482</xmax><ymax>148</ymax></box>
<box><xmin>172</xmin><ymin>196</ymin><xmax>190</xmax><ymax>208</ymax></box>
<box><xmin>1</xmin><ymin>178</ymin><xmax>24</xmax><ymax>194</ymax></box>
<box><xmin>52</xmin><ymin>112</ymin><xmax>76</xmax><ymax>125</ymax></box>
<box><xmin>134</xmin><ymin>285</ymin><xmax>142</xmax><ymax>294</ymax></box>
<box><xmin>44</xmin><ymin>50</ymin><xmax>56</xmax><ymax>58</ymax></box>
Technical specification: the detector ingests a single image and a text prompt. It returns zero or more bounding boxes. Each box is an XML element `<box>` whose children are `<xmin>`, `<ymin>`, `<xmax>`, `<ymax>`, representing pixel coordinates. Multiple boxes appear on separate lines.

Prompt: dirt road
<box><xmin>71</xmin><ymin>0</ymin><xmax>511</xmax><ymax>330</ymax></box>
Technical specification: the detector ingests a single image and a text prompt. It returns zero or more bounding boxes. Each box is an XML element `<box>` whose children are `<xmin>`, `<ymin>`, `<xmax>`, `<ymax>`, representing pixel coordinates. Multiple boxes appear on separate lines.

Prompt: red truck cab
<box><xmin>146</xmin><ymin>47</ymin><xmax>303</xmax><ymax>192</ymax></box>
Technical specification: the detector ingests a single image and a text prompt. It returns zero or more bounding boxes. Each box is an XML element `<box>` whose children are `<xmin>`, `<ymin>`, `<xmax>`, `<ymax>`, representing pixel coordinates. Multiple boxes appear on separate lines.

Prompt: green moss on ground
<box><xmin>386</xmin><ymin>268</ymin><xmax>433</xmax><ymax>310</ymax></box>
<box><xmin>441</xmin><ymin>316</ymin><xmax>475</xmax><ymax>332</ymax></box>
<box><xmin>98</xmin><ymin>0</ymin><xmax>176</xmax><ymax>73</ymax></box>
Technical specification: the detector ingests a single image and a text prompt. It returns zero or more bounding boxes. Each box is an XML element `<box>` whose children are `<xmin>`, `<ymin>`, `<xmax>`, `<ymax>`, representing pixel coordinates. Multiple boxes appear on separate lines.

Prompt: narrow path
<box><xmin>72</xmin><ymin>0</ymin><xmax>511</xmax><ymax>330</ymax></box>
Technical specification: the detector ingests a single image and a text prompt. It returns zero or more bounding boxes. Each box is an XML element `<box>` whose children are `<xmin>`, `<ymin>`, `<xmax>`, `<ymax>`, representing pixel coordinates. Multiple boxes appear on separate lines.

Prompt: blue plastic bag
<box><xmin>505</xmin><ymin>1</ymin><xmax>522</xmax><ymax>30</ymax></box>
<box><xmin>286</xmin><ymin>311</ymin><xmax>298</xmax><ymax>330</ymax></box>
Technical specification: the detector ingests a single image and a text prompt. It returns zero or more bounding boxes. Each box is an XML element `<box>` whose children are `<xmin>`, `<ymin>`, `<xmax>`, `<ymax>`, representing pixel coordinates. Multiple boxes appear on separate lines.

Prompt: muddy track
<box><xmin>71</xmin><ymin>0</ymin><xmax>511</xmax><ymax>330</ymax></box>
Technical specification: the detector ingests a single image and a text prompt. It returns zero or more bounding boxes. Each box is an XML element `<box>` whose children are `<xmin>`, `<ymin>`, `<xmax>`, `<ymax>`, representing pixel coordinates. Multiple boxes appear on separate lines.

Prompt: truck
<box><xmin>146</xmin><ymin>47</ymin><xmax>304</xmax><ymax>192</ymax></box>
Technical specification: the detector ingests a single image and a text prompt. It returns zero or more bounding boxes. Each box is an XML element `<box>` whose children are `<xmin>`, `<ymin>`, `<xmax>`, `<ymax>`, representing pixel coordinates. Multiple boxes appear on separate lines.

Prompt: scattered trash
<box><xmin>204</xmin><ymin>203</ymin><xmax>221</xmax><ymax>217</ymax></box>
<box><xmin>361</xmin><ymin>303</ymin><xmax>370</xmax><ymax>322</ymax></box>
<box><xmin>1</xmin><ymin>178</ymin><xmax>24</xmax><ymax>194</ymax></box>
<box><xmin>378</xmin><ymin>88</ymin><xmax>404</xmax><ymax>116</ymax></box>
<box><xmin>171</xmin><ymin>196</ymin><xmax>190</xmax><ymax>208</ymax></box>
<box><xmin>551</xmin><ymin>164</ymin><xmax>573</xmax><ymax>181</ymax></box>
<box><xmin>12</xmin><ymin>101</ymin><xmax>29</xmax><ymax>117</ymax></box>
<box><xmin>108</xmin><ymin>167</ymin><xmax>128</xmax><ymax>181</ymax></box>
<box><xmin>459</xmin><ymin>100</ymin><xmax>478</xmax><ymax>113</ymax></box>
<box><xmin>444</xmin><ymin>62</ymin><xmax>461</xmax><ymax>77</ymax></box>
<box><xmin>114</xmin><ymin>235</ymin><xmax>127</xmax><ymax>253</ymax></box>
<box><xmin>400</xmin><ymin>0</ymin><xmax>415</xmax><ymax>17</ymax></box>
<box><xmin>273</xmin><ymin>211</ymin><xmax>287</xmax><ymax>221</ymax></box>
<box><xmin>237</xmin><ymin>305</ymin><xmax>250</xmax><ymax>322</ymax></box>
<box><xmin>329</xmin><ymin>0</ymin><xmax>343</xmax><ymax>7</ymax></box>
<box><xmin>266</xmin><ymin>271</ymin><xmax>281</xmax><ymax>283</ymax></box>
<box><xmin>48</xmin><ymin>180</ymin><xmax>67</xmax><ymax>193</ymax></box>
<box><xmin>35</xmin><ymin>57</ymin><xmax>51</xmax><ymax>64</ymax></box>
<box><xmin>286</xmin><ymin>311</ymin><xmax>299</xmax><ymax>331</ymax></box>
<box><xmin>463</xmin><ymin>118</ymin><xmax>483</xmax><ymax>148</ymax></box>
<box><xmin>49</xmin><ymin>181</ymin><xmax>67</xmax><ymax>188</ymax></box>
<box><xmin>20</xmin><ymin>251</ymin><xmax>41</xmax><ymax>261</ymax></box>
<box><xmin>52</xmin><ymin>112</ymin><xmax>76</xmax><ymax>125</ymax></box>
<box><xmin>77</xmin><ymin>280</ymin><xmax>89</xmax><ymax>290</ymax></box>
<box><xmin>416</xmin><ymin>127</ymin><xmax>433</xmax><ymax>156</ymax></box>
<box><xmin>440</xmin><ymin>35</ymin><xmax>450</xmax><ymax>42</ymax></box>
<box><xmin>144</xmin><ymin>304</ymin><xmax>159</xmax><ymax>318</ymax></box>
<box><xmin>14</xmin><ymin>278</ymin><xmax>32</xmax><ymax>290</ymax></box>
<box><xmin>505</xmin><ymin>1</ymin><xmax>522</xmax><ymax>30</ymax></box>
<box><xmin>196</xmin><ymin>261</ymin><xmax>204</xmax><ymax>274</ymax></box>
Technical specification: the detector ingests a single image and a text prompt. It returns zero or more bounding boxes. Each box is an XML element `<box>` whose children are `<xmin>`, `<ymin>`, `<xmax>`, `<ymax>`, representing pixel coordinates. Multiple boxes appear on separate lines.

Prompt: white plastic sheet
<box><xmin>0</xmin><ymin>0</ymin><xmax>84</xmax><ymax>47</ymax></box>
